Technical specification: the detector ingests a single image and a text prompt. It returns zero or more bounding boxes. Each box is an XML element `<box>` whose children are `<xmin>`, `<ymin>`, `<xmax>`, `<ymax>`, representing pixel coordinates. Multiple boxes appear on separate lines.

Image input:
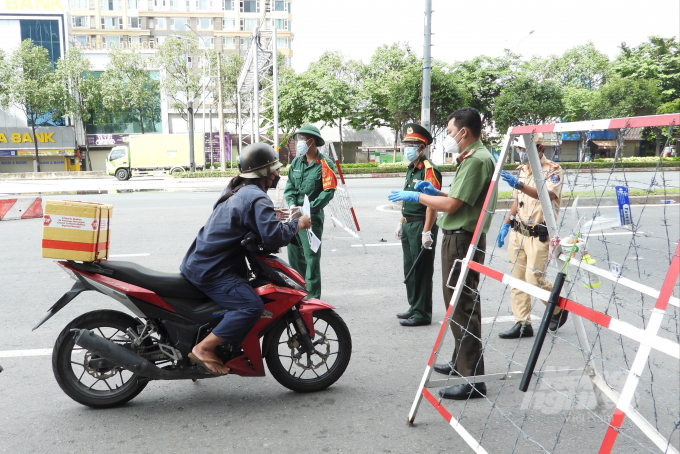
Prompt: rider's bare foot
<box><xmin>190</xmin><ymin>347</ymin><xmax>230</xmax><ymax>375</ymax></box>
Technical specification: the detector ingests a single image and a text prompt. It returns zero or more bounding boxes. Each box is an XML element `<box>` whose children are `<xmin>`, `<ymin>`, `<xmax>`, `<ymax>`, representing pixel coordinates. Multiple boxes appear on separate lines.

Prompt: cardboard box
<box><xmin>42</xmin><ymin>201</ymin><xmax>113</xmax><ymax>262</ymax></box>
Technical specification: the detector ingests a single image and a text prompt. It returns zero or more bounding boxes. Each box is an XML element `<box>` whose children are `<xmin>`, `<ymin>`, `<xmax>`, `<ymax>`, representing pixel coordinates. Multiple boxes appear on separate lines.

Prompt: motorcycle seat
<box><xmin>96</xmin><ymin>261</ymin><xmax>209</xmax><ymax>300</ymax></box>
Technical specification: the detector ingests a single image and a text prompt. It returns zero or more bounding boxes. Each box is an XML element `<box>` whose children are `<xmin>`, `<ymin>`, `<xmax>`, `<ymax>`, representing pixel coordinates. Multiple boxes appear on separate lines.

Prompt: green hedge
<box><xmin>174</xmin><ymin>158</ymin><xmax>679</xmax><ymax>178</ymax></box>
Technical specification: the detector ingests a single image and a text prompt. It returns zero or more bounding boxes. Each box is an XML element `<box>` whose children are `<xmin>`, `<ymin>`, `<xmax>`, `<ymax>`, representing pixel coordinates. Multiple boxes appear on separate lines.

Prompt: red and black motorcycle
<box><xmin>34</xmin><ymin>233</ymin><xmax>352</xmax><ymax>408</ymax></box>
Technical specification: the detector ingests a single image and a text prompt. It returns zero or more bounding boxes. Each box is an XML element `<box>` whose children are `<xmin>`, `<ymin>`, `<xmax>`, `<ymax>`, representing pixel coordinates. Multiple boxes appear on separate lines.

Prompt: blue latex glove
<box><xmin>388</xmin><ymin>190</ymin><xmax>420</xmax><ymax>203</ymax></box>
<box><xmin>501</xmin><ymin>170</ymin><xmax>519</xmax><ymax>189</ymax></box>
<box><xmin>414</xmin><ymin>180</ymin><xmax>439</xmax><ymax>196</ymax></box>
<box><xmin>497</xmin><ymin>223</ymin><xmax>510</xmax><ymax>247</ymax></box>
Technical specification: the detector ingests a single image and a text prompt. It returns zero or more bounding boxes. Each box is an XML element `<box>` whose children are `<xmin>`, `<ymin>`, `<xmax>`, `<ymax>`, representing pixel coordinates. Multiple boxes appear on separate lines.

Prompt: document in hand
<box><xmin>302</xmin><ymin>195</ymin><xmax>321</xmax><ymax>253</ymax></box>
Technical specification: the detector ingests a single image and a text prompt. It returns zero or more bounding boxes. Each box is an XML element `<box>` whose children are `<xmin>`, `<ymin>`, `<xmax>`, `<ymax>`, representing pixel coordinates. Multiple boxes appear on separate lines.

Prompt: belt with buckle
<box><xmin>404</xmin><ymin>216</ymin><xmax>426</xmax><ymax>223</ymax></box>
<box><xmin>442</xmin><ymin>229</ymin><xmax>472</xmax><ymax>236</ymax></box>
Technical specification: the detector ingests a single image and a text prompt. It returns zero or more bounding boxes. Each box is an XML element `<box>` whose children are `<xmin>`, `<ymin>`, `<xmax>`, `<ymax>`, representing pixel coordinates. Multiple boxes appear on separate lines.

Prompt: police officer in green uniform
<box><xmin>395</xmin><ymin>123</ymin><xmax>442</xmax><ymax>327</ymax></box>
<box><xmin>284</xmin><ymin>125</ymin><xmax>338</xmax><ymax>299</ymax></box>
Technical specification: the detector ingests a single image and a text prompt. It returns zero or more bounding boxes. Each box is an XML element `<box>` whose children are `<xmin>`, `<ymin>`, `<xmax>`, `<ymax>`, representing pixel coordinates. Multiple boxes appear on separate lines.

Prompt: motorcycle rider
<box><xmin>180</xmin><ymin>143</ymin><xmax>312</xmax><ymax>375</ymax></box>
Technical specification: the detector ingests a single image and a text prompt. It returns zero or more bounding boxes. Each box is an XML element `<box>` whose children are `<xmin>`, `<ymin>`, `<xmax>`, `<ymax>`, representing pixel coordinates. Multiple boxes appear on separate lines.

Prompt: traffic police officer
<box><xmin>496</xmin><ymin>133</ymin><xmax>567</xmax><ymax>339</ymax></box>
<box><xmin>284</xmin><ymin>125</ymin><xmax>337</xmax><ymax>299</ymax></box>
<box><xmin>395</xmin><ymin>123</ymin><xmax>442</xmax><ymax>327</ymax></box>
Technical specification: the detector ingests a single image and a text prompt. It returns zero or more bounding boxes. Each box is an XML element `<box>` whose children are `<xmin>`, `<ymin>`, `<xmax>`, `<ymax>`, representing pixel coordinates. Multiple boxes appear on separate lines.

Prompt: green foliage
<box><xmin>589</xmin><ymin>77</ymin><xmax>660</xmax><ymax>119</ymax></box>
<box><xmin>494</xmin><ymin>76</ymin><xmax>564</xmax><ymax>132</ymax></box>
<box><xmin>451</xmin><ymin>50</ymin><xmax>522</xmax><ymax>128</ymax></box>
<box><xmin>0</xmin><ymin>49</ymin><xmax>9</xmax><ymax>109</ymax></box>
<box><xmin>100</xmin><ymin>47</ymin><xmax>158</xmax><ymax>133</ymax></box>
<box><xmin>55</xmin><ymin>47</ymin><xmax>100</xmax><ymax>127</ymax></box>
<box><xmin>613</xmin><ymin>36</ymin><xmax>680</xmax><ymax>103</ymax></box>
<box><xmin>154</xmin><ymin>37</ymin><xmax>203</xmax><ymax>120</ymax></box>
<box><xmin>543</xmin><ymin>42</ymin><xmax>610</xmax><ymax>89</ymax></box>
<box><xmin>657</xmin><ymin>98</ymin><xmax>680</xmax><ymax>114</ymax></box>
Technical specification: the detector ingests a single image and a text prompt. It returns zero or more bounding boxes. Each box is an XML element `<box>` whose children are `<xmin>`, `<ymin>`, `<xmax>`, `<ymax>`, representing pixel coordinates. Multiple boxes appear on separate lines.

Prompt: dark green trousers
<box><xmin>287</xmin><ymin>212</ymin><xmax>324</xmax><ymax>299</ymax></box>
<box><xmin>401</xmin><ymin>220</ymin><xmax>438</xmax><ymax>323</ymax></box>
<box><xmin>441</xmin><ymin>232</ymin><xmax>486</xmax><ymax>377</ymax></box>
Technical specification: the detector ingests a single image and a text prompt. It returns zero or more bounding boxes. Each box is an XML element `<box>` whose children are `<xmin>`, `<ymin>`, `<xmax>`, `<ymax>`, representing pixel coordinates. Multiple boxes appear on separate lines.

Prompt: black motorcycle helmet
<box><xmin>238</xmin><ymin>142</ymin><xmax>283</xmax><ymax>188</ymax></box>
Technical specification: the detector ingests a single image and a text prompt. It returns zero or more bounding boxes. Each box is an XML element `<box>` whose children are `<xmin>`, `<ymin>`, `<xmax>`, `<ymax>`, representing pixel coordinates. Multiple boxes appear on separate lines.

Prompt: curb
<box><xmin>0</xmin><ymin>196</ymin><xmax>43</xmax><ymax>220</ymax></box>
<box><xmin>0</xmin><ymin>171</ymin><xmax>109</xmax><ymax>180</ymax></box>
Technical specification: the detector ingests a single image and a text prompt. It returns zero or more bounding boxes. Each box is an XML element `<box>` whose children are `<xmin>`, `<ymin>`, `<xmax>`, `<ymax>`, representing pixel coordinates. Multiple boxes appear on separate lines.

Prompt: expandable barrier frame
<box><xmin>325</xmin><ymin>142</ymin><xmax>367</xmax><ymax>253</ymax></box>
<box><xmin>407</xmin><ymin>113</ymin><xmax>680</xmax><ymax>454</ymax></box>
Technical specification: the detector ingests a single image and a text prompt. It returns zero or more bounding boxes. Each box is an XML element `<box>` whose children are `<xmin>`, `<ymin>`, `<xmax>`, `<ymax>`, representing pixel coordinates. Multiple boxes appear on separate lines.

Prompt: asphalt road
<box><xmin>0</xmin><ymin>177</ymin><xmax>678</xmax><ymax>453</ymax></box>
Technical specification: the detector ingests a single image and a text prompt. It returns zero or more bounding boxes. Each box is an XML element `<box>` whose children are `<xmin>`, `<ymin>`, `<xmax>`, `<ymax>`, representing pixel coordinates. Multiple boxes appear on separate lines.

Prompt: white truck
<box><xmin>106</xmin><ymin>133</ymin><xmax>205</xmax><ymax>180</ymax></box>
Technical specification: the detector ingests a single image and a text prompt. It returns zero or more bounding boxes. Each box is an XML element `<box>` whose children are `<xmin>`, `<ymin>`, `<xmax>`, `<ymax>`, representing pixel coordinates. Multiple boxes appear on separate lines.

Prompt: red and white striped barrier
<box><xmin>0</xmin><ymin>197</ymin><xmax>43</xmax><ymax>221</ymax></box>
<box><xmin>407</xmin><ymin>113</ymin><xmax>680</xmax><ymax>454</ymax></box>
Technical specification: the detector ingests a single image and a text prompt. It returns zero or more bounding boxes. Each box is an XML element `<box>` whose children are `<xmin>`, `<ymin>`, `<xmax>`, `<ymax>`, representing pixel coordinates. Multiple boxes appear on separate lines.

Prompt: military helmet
<box><xmin>238</xmin><ymin>143</ymin><xmax>283</xmax><ymax>178</ymax></box>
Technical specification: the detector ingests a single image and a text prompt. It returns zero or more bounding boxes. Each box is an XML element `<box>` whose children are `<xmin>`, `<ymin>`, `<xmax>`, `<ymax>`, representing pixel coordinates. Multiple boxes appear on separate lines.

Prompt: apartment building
<box><xmin>68</xmin><ymin>0</ymin><xmax>293</xmax><ymax>60</ymax></box>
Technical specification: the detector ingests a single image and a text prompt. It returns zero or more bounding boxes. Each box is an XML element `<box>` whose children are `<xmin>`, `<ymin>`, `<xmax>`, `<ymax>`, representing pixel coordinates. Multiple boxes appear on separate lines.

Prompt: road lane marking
<box><xmin>441</xmin><ymin>314</ymin><xmax>542</xmax><ymax>325</ymax></box>
<box><xmin>0</xmin><ymin>348</ymin><xmax>52</xmax><ymax>358</ymax></box>
<box><xmin>109</xmin><ymin>253</ymin><xmax>151</xmax><ymax>257</ymax></box>
<box><xmin>351</xmin><ymin>243</ymin><xmax>401</xmax><ymax>247</ymax></box>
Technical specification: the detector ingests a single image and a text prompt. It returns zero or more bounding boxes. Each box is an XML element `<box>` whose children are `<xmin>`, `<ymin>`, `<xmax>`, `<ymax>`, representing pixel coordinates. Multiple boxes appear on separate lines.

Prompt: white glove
<box><xmin>288</xmin><ymin>206</ymin><xmax>302</xmax><ymax>221</ymax></box>
<box><xmin>395</xmin><ymin>222</ymin><xmax>403</xmax><ymax>240</ymax></box>
<box><xmin>422</xmin><ymin>231</ymin><xmax>433</xmax><ymax>249</ymax></box>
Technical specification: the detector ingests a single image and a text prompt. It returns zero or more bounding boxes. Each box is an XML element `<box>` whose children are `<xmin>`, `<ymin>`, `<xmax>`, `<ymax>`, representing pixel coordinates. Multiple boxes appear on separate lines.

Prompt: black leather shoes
<box><xmin>549</xmin><ymin>309</ymin><xmax>569</xmax><ymax>331</ymax></box>
<box><xmin>433</xmin><ymin>362</ymin><xmax>460</xmax><ymax>376</ymax></box>
<box><xmin>396</xmin><ymin>311</ymin><xmax>412</xmax><ymax>320</ymax></box>
<box><xmin>400</xmin><ymin>317</ymin><xmax>430</xmax><ymax>327</ymax></box>
<box><xmin>499</xmin><ymin>322</ymin><xmax>534</xmax><ymax>339</ymax></box>
<box><xmin>439</xmin><ymin>383</ymin><xmax>487</xmax><ymax>400</ymax></box>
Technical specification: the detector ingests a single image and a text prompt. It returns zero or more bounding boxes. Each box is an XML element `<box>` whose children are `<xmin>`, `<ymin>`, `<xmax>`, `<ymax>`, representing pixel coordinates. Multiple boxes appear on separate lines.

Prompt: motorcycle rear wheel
<box><xmin>52</xmin><ymin>310</ymin><xmax>148</xmax><ymax>408</ymax></box>
<box><xmin>265</xmin><ymin>309</ymin><xmax>351</xmax><ymax>393</ymax></box>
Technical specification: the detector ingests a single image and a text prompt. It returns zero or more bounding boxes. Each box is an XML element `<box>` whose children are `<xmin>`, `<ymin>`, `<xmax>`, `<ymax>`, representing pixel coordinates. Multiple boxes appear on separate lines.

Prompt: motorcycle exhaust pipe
<box><xmin>72</xmin><ymin>329</ymin><xmax>211</xmax><ymax>381</ymax></box>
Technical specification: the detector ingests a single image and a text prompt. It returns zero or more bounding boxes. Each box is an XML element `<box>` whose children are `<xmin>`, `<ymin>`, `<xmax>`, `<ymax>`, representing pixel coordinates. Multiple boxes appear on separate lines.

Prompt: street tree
<box><xmin>7</xmin><ymin>39</ymin><xmax>63</xmax><ymax>172</ymax></box>
<box><xmin>0</xmin><ymin>49</ymin><xmax>10</xmax><ymax>109</ymax></box>
<box><xmin>277</xmin><ymin>70</ymin><xmax>316</xmax><ymax>159</ymax></box>
<box><xmin>543</xmin><ymin>42</ymin><xmax>610</xmax><ymax>89</ymax></box>
<box><xmin>154</xmin><ymin>37</ymin><xmax>203</xmax><ymax>123</ymax></box>
<box><xmin>306</xmin><ymin>51</ymin><xmax>362</xmax><ymax>162</ymax></box>
<box><xmin>588</xmin><ymin>77</ymin><xmax>660</xmax><ymax>119</ymax></box>
<box><xmin>613</xmin><ymin>36</ymin><xmax>680</xmax><ymax>104</ymax></box>
<box><xmin>55</xmin><ymin>47</ymin><xmax>101</xmax><ymax>170</ymax></box>
<box><xmin>494</xmin><ymin>75</ymin><xmax>564</xmax><ymax>133</ymax></box>
<box><xmin>452</xmin><ymin>50</ymin><xmax>522</xmax><ymax>129</ymax></box>
<box><xmin>100</xmin><ymin>46</ymin><xmax>158</xmax><ymax>134</ymax></box>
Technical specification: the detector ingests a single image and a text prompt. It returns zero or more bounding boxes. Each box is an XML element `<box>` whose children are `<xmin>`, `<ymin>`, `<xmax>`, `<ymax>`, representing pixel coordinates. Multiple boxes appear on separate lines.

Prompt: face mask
<box><xmin>296</xmin><ymin>140</ymin><xmax>309</xmax><ymax>156</ymax></box>
<box><xmin>519</xmin><ymin>151</ymin><xmax>529</xmax><ymax>164</ymax></box>
<box><xmin>443</xmin><ymin>129</ymin><xmax>464</xmax><ymax>155</ymax></box>
<box><xmin>269</xmin><ymin>173</ymin><xmax>280</xmax><ymax>189</ymax></box>
<box><xmin>404</xmin><ymin>146</ymin><xmax>420</xmax><ymax>163</ymax></box>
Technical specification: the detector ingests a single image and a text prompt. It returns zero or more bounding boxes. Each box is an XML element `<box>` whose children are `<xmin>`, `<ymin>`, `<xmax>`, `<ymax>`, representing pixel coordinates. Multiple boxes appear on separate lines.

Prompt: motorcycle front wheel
<box><xmin>52</xmin><ymin>310</ymin><xmax>148</xmax><ymax>408</ymax></box>
<box><xmin>265</xmin><ymin>309</ymin><xmax>351</xmax><ymax>393</ymax></box>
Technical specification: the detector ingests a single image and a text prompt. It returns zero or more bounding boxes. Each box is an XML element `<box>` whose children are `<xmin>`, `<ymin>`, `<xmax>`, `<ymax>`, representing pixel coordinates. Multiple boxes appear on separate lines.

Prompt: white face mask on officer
<box><xmin>443</xmin><ymin>129</ymin><xmax>464</xmax><ymax>158</ymax></box>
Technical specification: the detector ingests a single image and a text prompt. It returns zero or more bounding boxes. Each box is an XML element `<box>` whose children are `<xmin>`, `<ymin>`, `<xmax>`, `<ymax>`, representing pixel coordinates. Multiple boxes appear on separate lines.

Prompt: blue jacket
<box><xmin>180</xmin><ymin>184</ymin><xmax>299</xmax><ymax>285</ymax></box>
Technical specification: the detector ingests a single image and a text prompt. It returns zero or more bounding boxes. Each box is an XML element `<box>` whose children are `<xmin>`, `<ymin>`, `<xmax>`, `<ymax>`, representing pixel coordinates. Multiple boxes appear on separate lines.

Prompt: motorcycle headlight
<box><xmin>275</xmin><ymin>270</ymin><xmax>307</xmax><ymax>292</ymax></box>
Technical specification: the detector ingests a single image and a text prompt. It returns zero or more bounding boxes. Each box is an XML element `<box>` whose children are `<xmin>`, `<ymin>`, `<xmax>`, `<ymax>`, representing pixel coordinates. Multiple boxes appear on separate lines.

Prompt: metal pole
<box><xmin>217</xmin><ymin>51</ymin><xmax>226</xmax><ymax>170</ymax></box>
<box><xmin>420</xmin><ymin>0</ymin><xmax>432</xmax><ymax>133</ymax></box>
<box><xmin>253</xmin><ymin>27</ymin><xmax>260</xmax><ymax>142</ymax></box>
<box><xmin>272</xmin><ymin>26</ymin><xmax>279</xmax><ymax>153</ymax></box>
<box><xmin>236</xmin><ymin>92</ymin><xmax>242</xmax><ymax>168</ymax></box>
<box><xmin>188</xmin><ymin>99</ymin><xmax>195</xmax><ymax>172</ymax></box>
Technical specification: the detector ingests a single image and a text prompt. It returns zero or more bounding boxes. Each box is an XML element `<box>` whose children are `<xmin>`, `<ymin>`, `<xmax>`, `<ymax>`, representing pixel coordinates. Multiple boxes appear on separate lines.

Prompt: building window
<box><xmin>187</xmin><ymin>55</ymin><xmax>192</xmax><ymax>68</ymax></box>
<box><xmin>72</xmin><ymin>16</ymin><xmax>89</xmax><ymax>28</ymax></box>
<box><xmin>157</xmin><ymin>35</ymin><xmax>167</xmax><ymax>45</ymax></box>
<box><xmin>198</xmin><ymin>37</ymin><xmax>213</xmax><ymax>48</ymax></box>
<box><xmin>222</xmin><ymin>36</ymin><xmax>234</xmax><ymax>48</ymax></box>
<box><xmin>154</xmin><ymin>17</ymin><xmax>166</xmax><ymax>28</ymax></box>
<box><xmin>222</xmin><ymin>18</ymin><xmax>235</xmax><ymax>30</ymax></box>
<box><xmin>170</xmin><ymin>18</ymin><xmax>188</xmax><ymax>30</ymax></box>
<box><xmin>128</xmin><ymin>17</ymin><xmax>140</xmax><ymax>28</ymax></box>
<box><xmin>240</xmin><ymin>18</ymin><xmax>256</xmax><ymax>31</ymax></box>
<box><xmin>276</xmin><ymin>37</ymin><xmax>287</xmax><ymax>49</ymax></box>
<box><xmin>153</xmin><ymin>0</ymin><xmax>167</xmax><ymax>10</ymax></box>
<box><xmin>239</xmin><ymin>0</ymin><xmax>257</xmax><ymax>13</ymax></box>
<box><xmin>273</xmin><ymin>0</ymin><xmax>286</xmax><ymax>11</ymax></box>
<box><xmin>274</xmin><ymin>18</ymin><xmax>286</xmax><ymax>30</ymax></box>
<box><xmin>20</xmin><ymin>20</ymin><xmax>61</xmax><ymax>64</ymax></box>
<box><xmin>197</xmin><ymin>18</ymin><xmax>213</xmax><ymax>29</ymax></box>
<box><xmin>69</xmin><ymin>0</ymin><xmax>88</xmax><ymax>8</ymax></box>
<box><xmin>100</xmin><ymin>0</ymin><xmax>122</xmax><ymax>10</ymax></box>
<box><xmin>129</xmin><ymin>35</ymin><xmax>141</xmax><ymax>46</ymax></box>
<box><xmin>240</xmin><ymin>36</ymin><xmax>250</xmax><ymax>50</ymax></box>
<box><xmin>128</xmin><ymin>0</ymin><xmax>138</xmax><ymax>8</ymax></box>
<box><xmin>222</xmin><ymin>0</ymin><xmax>232</xmax><ymax>10</ymax></box>
<box><xmin>75</xmin><ymin>35</ymin><xmax>89</xmax><ymax>46</ymax></box>
<box><xmin>101</xmin><ymin>17</ymin><xmax>123</xmax><ymax>29</ymax></box>
<box><xmin>102</xmin><ymin>35</ymin><xmax>121</xmax><ymax>47</ymax></box>
<box><xmin>197</xmin><ymin>0</ymin><xmax>211</xmax><ymax>9</ymax></box>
